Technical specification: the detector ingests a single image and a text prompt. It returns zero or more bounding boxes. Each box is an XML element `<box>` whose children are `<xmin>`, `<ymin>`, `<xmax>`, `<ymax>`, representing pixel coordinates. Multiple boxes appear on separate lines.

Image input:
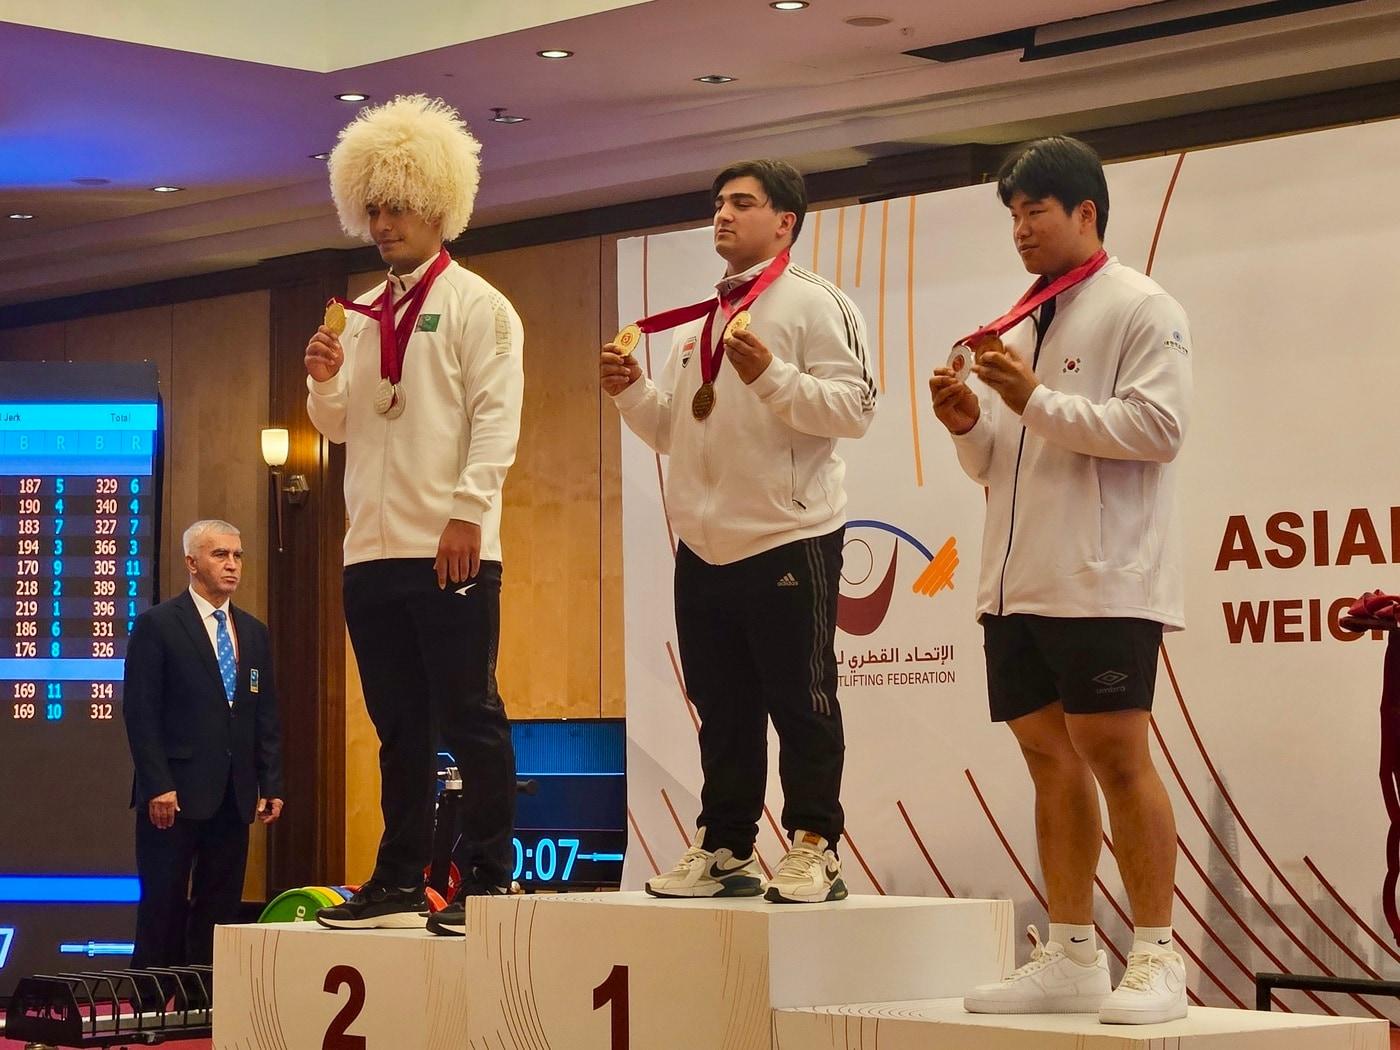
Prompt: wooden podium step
<box><xmin>774</xmin><ymin>997</ymin><xmax>1388</xmax><ymax>1049</ymax></box>
<box><xmin>213</xmin><ymin>921</ymin><xmax>465</xmax><ymax>1050</ymax></box>
<box><xmin>462</xmin><ymin>891</ymin><xmax>1013</xmax><ymax>1050</ymax></box>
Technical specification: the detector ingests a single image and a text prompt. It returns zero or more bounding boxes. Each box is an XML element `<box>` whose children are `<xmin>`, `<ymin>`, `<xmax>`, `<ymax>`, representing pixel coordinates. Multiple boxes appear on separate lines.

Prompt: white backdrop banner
<box><xmin>616</xmin><ymin>119</ymin><xmax>1400</xmax><ymax>1015</ymax></box>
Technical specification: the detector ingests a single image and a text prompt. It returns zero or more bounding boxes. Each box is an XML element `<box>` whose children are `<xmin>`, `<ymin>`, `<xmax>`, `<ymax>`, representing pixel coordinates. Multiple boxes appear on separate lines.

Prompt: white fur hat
<box><xmin>328</xmin><ymin>94</ymin><xmax>482</xmax><ymax>242</ymax></box>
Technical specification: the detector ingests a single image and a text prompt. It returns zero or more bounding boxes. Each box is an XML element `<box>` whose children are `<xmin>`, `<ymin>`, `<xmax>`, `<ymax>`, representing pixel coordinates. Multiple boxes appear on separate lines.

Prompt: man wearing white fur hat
<box><xmin>304</xmin><ymin>95</ymin><xmax>523</xmax><ymax>936</ymax></box>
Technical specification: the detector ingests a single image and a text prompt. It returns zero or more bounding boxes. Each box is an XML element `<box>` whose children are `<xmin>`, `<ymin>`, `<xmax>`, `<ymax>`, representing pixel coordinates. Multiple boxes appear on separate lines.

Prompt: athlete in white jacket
<box><xmin>932</xmin><ymin>137</ymin><xmax>1191</xmax><ymax>1025</ymax></box>
<box><xmin>603</xmin><ymin>159</ymin><xmax>876</xmax><ymax>904</ymax></box>
<box><xmin>304</xmin><ymin>96</ymin><xmax>523</xmax><ymax>937</ymax></box>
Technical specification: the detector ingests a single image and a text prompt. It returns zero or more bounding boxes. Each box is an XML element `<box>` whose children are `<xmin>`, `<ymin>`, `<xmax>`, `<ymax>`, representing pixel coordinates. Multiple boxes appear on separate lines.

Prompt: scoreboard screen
<box><xmin>0</xmin><ymin>362</ymin><xmax>161</xmax><ymax>995</ymax></box>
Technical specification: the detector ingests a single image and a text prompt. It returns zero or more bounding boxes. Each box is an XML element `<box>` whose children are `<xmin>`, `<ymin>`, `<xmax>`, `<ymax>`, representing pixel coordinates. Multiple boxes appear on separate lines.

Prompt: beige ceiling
<box><xmin>2</xmin><ymin>0</ymin><xmax>1399</xmax><ymax>307</ymax></box>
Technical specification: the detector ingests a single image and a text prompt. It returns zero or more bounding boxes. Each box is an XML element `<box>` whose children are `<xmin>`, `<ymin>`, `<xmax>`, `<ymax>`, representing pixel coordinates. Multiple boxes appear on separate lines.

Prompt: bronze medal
<box><xmin>691</xmin><ymin>382</ymin><xmax>716</xmax><ymax>421</ymax></box>
<box><xmin>373</xmin><ymin>376</ymin><xmax>395</xmax><ymax>415</ymax></box>
<box><xmin>614</xmin><ymin>324</ymin><xmax>642</xmax><ymax>355</ymax></box>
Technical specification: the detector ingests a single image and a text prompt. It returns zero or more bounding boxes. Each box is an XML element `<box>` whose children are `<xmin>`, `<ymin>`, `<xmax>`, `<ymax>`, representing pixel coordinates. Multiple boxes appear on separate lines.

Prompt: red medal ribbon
<box><xmin>954</xmin><ymin>248</ymin><xmax>1108</xmax><ymax>349</ymax></box>
<box><xmin>331</xmin><ymin>247</ymin><xmax>452</xmax><ymax>384</ymax></box>
<box><xmin>633</xmin><ymin>250</ymin><xmax>791</xmax><ymax>384</ymax></box>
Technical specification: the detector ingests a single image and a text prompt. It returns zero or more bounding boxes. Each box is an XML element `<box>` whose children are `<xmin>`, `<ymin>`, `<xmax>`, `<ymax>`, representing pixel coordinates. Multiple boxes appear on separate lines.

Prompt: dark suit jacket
<box><xmin>122</xmin><ymin>589</ymin><xmax>284</xmax><ymax>822</ymax></box>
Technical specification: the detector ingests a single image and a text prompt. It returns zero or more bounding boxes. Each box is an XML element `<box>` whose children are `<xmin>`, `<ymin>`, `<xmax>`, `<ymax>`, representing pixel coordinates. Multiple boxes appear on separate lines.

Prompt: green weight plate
<box><xmin>259</xmin><ymin>887</ymin><xmax>331</xmax><ymax>923</ymax></box>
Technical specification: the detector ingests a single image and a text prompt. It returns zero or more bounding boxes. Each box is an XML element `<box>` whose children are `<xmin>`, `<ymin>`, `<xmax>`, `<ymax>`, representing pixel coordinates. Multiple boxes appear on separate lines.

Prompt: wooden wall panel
<box><xmin>467</xmin><ymin>238</ymin><xmax>605</xmax><ymax>721</ymax></box>
<box><xmin>0</xmin><ymin>321</ymin><xmax>64</xmax><ymax>361</ymax></box>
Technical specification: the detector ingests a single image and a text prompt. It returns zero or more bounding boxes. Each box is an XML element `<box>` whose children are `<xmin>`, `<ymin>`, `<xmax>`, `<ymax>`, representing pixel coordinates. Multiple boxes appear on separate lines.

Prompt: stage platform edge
<box><xmin>773</xmin><ymin>996</ymin><xmax>1389</xmax><ymax>1049</ymax></box>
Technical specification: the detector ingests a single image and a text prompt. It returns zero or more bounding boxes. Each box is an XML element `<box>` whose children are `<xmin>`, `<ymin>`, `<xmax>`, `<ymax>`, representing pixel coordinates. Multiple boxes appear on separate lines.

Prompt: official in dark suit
<box><xmin>122</xmin><ymin>518</ymin><xmax>284</xmax><ymax>968</ymax></box>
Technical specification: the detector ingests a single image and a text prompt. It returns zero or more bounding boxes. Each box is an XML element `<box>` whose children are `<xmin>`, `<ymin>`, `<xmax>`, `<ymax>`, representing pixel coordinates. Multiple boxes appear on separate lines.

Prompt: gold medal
<box><xmin>324</xmin><ymin>300</ymin><xmax>347</xmax><ymax>337</ymax></box>
<box><xmin>723</xmin><ymin>310</ymin><xmax>751</xmax><ymax>342</ymax></box>
<box><xmin>385</xmin><ymin>383</ymin><xmax>406</xmax><ymax>419</ymax></box>
<box><xmin>614</xmin><ymin>324</ymin><xmax>642</xmax><ymax>355</ymax></box>
<box><xmin>691</xmin><ymin>382</ymin><xmax>716</xmax><ymax>421</ymax></box>
<box><xmin>373</xmin><ymin>377</ymin><xmax>395</xmax><ymax>415</ymax></box>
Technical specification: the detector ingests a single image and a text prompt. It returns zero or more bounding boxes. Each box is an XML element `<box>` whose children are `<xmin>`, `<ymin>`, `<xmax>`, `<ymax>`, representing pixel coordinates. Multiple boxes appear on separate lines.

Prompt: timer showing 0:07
<box><xmin>511</xmin><ymin>836</ymin><xmax>581</xmax><ymax>882</ymax></box>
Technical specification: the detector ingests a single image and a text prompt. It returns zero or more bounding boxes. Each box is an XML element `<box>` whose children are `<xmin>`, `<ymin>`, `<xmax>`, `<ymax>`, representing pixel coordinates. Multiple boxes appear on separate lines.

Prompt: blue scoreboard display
<box><xmin>0</xmin><ymin>362</ymin><xmax>161</xmax><ymax>995</ymax></box>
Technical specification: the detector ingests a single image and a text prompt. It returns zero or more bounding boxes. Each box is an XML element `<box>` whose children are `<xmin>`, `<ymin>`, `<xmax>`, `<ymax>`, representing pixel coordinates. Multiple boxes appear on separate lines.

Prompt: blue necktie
<box><xmin>212</xmin><ymin>609</ymin><xmax>236</xmax><ymax>705</ymax></box>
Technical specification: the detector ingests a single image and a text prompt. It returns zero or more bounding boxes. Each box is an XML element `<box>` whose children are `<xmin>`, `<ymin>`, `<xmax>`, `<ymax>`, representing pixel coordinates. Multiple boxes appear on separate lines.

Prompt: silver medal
<box><xmin>373</xmin><ymin>377</ymin><xmax>395</xmax><ymax>415</ymax></box>
<box><xmin>385</xmin><ymin>383</ymin><xmax>406</xmax><ymax>419</ymax></box>
<box><xmin>946</xmin><ymin>344</ymin><xmax>973</xmax><ymax>383</ymax></box>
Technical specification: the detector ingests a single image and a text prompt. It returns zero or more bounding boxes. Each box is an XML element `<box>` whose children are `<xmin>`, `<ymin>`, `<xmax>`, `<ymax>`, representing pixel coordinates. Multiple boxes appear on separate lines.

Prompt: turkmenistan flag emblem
<box><xmin>417</xmin><ymin>313</ymin><xmax>441</xmax><ymax>332</ymax></box>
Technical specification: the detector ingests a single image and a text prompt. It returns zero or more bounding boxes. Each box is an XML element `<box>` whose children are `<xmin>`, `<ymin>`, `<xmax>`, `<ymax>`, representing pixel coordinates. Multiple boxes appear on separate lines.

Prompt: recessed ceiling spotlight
<box><xmin>8</xmin><ymin>213</ymin><xmax>34</xmax><ymax>220</ymax></box>
<box><xmin>537</xmin><ymin>49</ymin><xmax>573</xmax><ymax>59</ymax></box>
<box><xmin>489</xmin><ymin>107</ymin><xmax>528</xmax><ymax>124</ymax></box>
<box><xmin>771</xmin><ymin>1</ymin><xmax>809</xmax><ymax>9</ymax></box>
<box><xmin>844</xmin><ymin>15</ymin><xmax>891</xmax><ymax>26</ymax></box>
<box><xmin>335</xmin><ymin>92</ymin><xmax>370</xmax><ymax>102</ymax></box>
<box><xmin>695</xmin><ymin>74</ymin><xmax>737</xmax><ymax>84</ymax></box>
<box><xmin>151</xmin><ymin>185</ymin><xmax>184</xmax><ymax>193</ymax></box>
<box><xmin>310</xmin><ymin>152</ymin><xmax>331</xmax><ymax>160</ymax></box>
<box><xmin>71</xmin><ymin>177</ymin><xmax>110</xmax><ymax>186</ymax></box>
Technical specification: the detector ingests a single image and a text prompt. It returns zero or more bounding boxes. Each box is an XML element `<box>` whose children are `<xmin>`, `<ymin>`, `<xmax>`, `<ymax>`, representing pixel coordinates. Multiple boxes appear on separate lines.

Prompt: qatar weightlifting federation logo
<box><xmin>838</xmin><ymin>519</ymin><xmax>958</xmax><ymax>636</ymax></box>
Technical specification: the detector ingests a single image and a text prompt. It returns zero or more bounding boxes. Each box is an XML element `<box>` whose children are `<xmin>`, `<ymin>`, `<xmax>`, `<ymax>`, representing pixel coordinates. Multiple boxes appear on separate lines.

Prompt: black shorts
<box><xmin>982</xmin><ymin>613</ymin><xmax>1164</xmax><ymax>722</ymax></box>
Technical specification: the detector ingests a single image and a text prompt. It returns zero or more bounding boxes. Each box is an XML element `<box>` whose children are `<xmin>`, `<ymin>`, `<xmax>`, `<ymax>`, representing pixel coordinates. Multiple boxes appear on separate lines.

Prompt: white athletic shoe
<box><xmin>764</xmin><ymin>831</ymin><xmax>848</xmax><ymax>904</ymax></box>
<box><xmin>644</xmin><ymin>828</ymin><xmax>764</xmax><ymax>898</ymax></box>
<box><xmin>1099</xmin><ymin>947</ymin><xmax>1188</xmax><ymax>1024</ymax></box>
<box><xmin>964</xmin><ymin>926</ymin><xmax>1111</xmax><ymax>1014</ymax></box>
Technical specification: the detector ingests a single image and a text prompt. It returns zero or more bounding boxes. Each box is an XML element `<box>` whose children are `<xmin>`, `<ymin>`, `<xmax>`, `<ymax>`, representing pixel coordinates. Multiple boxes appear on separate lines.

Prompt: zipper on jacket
<box><xmin>996</xmin><ymin>298</ymin><xmax>1056</xmax><ymax>615</ymax></box>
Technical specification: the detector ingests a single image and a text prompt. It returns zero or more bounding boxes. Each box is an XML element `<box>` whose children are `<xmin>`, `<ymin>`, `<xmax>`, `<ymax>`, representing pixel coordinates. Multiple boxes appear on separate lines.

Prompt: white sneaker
<box><xmin>644</xmin><ymin>828</ymin><xmax>764</xmax><ymax>898</ymax></box>
<box><xmin>764</xmin><ymin>831</ymin><xmax>848</xmax><ymax>904</ymax></box>
<box><xmin>1099</xmin><ymin>946</ymin><xmax>1188</xmax><ymax>1024</ymax></box>
<box><xmin>964</xmin><ymin>926</ymin><xmax>1111</xmax><ymax>1014</ymax></box>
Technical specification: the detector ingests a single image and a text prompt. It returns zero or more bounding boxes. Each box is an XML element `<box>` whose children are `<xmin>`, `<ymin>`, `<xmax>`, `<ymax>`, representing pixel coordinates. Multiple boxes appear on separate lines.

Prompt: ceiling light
<box><xmin>335</xmin><ymin>92</ymin><xmax>369</xmax><ymax>102</ymax></box>
<box><xmin>310</xmin><ymin>152</ymin><xmax>330</xmax><ymax>160</ymax></box>
<box><xmin>770</xmin><ymin>1</ymin><xmax>809</xmax><ymax>8</ymax></box>
<box><xmin>489</xmin><ymin>107</ymin><xmax>528</xmax><ymax>124</ymax></box>
<box><xmin>71</xmin><ymin>177</ymin><xmax>110</xmax><ymax>186</ymax></box>
<box><xmin>8</xmin><ymin>213</ymin><xmax>34</xmax><ymax>220</ymax></box>
<box><xmin>695</xmin><ymin>74</ymin><xmax>736</xmax><ymax>84</ymax></box>
<box><xmin>151</xmin><ymin>185</ymin><xmax>184</xmax><ymax>193</ymax></box>
<box><xmin>537</xmin><ymin>49</ymin><xmax>573</xmax><ymax>58</ymax></box>
<box><xmin>845</xmin><ymin>15</ymin><xmax>891</xmax><ymax>27</ymax></box>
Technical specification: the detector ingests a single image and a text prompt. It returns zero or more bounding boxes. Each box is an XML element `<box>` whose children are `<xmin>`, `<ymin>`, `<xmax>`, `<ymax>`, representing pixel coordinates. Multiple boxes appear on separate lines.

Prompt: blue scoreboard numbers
<box><xmin>0</xmin><ymin>363</ymin><xmax>160</xmax><ymax>994</ymax></box>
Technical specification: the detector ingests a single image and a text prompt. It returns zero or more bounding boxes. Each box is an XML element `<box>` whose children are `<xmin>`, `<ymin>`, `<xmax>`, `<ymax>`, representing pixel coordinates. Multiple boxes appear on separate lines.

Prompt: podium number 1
<box><xmin>592</xmin><ymin>964</ymin><xmax>629</xmax><ymax>1049</ymax></box>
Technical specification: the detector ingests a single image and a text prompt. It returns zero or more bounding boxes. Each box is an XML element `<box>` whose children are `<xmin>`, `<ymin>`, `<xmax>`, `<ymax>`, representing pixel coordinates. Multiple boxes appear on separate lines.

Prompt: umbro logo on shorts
<box><xmin>1092</xmin><ymin>669</ymin><xmax>1128</xmax><ymax>687</ymax></box>
<box><xmin>777</xmin><ymin>573</ymin><xmax>799</xmax><ymax>588</ymax></box>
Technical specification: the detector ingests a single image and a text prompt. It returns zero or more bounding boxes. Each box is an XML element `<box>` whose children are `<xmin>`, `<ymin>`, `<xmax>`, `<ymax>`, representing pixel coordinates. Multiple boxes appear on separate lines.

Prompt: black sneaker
<box><xmin>426</xmin><ymin>880</ymin><xmax>508</xmax><ymax>937</ymax></box>
<box><xmin>316</xmin><ymin>881</ymin><xmax>428</xmax><ymax>930</ymax></box>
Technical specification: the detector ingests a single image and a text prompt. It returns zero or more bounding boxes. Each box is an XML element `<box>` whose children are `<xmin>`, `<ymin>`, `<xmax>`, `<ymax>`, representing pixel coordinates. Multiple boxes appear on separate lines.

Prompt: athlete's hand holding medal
<box><xmin>600</xmin><ymin>324</ymin><xmax>644</xmax><ymax>396</ymax></box>
<box><xmin>305</xmin><ymin>301</ymin><xmax>347</xmax><ymax>383</ymax></box>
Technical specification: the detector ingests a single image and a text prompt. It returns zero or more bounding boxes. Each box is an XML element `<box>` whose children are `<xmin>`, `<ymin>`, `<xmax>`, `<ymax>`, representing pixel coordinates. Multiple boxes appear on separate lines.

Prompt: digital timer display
<box><xmin>508</xmin><ymin>718</ymin><xmax>626</xmax><ymax>888</ymax></box>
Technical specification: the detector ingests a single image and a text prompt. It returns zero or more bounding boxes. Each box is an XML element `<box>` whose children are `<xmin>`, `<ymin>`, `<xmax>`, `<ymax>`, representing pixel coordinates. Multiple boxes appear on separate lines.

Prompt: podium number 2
<box><xmin>323</xmin><ymin>965</ymin><xmax>367</xmax><ymax>1050</ymax></box>
<box><xmin>592</xmin><ymin>964</ymin><xmax>629</xmax><ymax>1049</ymax></box>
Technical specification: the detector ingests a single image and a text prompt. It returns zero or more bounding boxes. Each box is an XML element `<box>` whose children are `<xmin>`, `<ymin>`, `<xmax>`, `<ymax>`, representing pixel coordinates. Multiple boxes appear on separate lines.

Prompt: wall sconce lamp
<box><xmin>261</xmin><ymin>427</ymin><xmax>310</xmax><ymax>552</ymax></box>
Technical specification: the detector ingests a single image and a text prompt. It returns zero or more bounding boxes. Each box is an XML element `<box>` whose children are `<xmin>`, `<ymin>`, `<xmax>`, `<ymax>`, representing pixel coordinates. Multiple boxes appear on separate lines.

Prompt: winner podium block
<box><xmin>463</xmin><ymin>891</ymin><xmax>1013</xmax><ymax>1050</ymax></box>
<box><xmin>774</xmin><ymin>998</ymin><xmax>1388</xmax><ymax>1049</ymax></box>
<box><xmin>213</xmin><ymin>922</ymin><xmax>465</xmax><ymax>1050</ymax></box>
